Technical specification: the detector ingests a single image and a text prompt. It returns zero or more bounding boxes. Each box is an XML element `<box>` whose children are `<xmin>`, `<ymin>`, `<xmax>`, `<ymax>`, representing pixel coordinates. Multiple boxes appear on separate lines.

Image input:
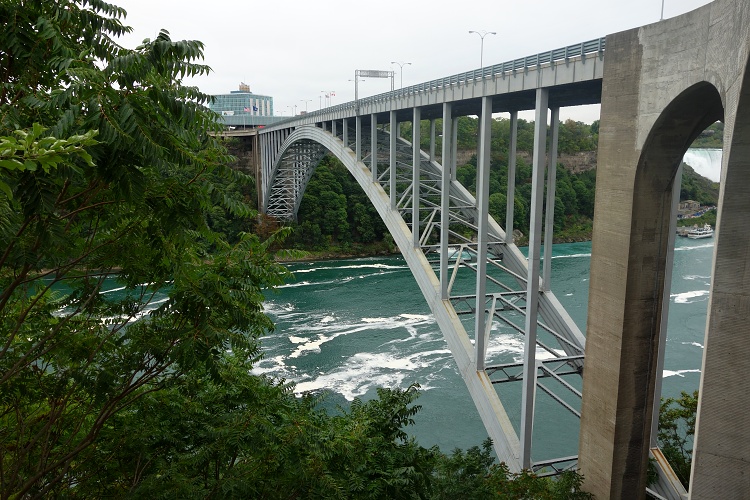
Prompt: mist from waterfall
<box><xmin>683</xmin><ymin>148</ymin><xmax>722</xmax><ymax>182</ymax></box>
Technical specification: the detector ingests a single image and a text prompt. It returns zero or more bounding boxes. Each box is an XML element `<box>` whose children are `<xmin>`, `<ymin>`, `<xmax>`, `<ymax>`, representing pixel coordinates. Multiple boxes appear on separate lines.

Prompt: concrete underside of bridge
<box><xmin>578</xmin><ymin>0</ymin><xmax>750</xmax><ymax>498</ymax></box>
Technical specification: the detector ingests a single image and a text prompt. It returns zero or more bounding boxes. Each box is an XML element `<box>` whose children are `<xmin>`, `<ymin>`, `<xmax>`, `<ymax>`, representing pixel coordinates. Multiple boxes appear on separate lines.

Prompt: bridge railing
<box><xmin>272</xmin><ymin>37</ymin><xmax>605</xmax><ymax>126</ymax></box>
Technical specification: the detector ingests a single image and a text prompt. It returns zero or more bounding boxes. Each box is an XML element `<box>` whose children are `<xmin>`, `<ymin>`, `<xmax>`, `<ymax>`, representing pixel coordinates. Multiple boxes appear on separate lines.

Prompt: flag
<box><xmin>244</xmin><ymin>107</ymin><xmax>250</xmax><ymax>112</ymax></box>
<box><xmin>253</xmin><ymin>105</ymin><xmax>258</xmax><ymax>112</ymax></box>
<box><xmin>325</xmin><ymin>94</ymin><xmax>329</xmax><ymax>98</ymax></box>
<box><xmin>331</xmin><ymin>91</ymin><xmax>336</xmax><ymax>96</ymax></box>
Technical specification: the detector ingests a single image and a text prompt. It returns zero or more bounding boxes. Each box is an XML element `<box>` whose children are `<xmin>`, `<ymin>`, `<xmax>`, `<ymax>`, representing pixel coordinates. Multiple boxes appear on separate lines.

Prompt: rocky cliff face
<box><xmin>556</xmin><ymin>151</ymin><xmax>597</xmax><ymax>173</ymax></box>
<box><xmin>455</xmin><ymin>150</ymin><xmax>598</xmax><ymax>173</ymax></box>
<box><xmin>513</xmin><ymin>151</ymin><xmax>597</xmax><ymax>173</ymax></box>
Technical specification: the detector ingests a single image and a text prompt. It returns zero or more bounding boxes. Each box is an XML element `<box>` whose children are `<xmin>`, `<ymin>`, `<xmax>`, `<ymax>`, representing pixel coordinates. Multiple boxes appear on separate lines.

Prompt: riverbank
<box><xmin>275</xmin><ymin>232</ymin><xmax>594</xmax><ymax>263</ymax></box>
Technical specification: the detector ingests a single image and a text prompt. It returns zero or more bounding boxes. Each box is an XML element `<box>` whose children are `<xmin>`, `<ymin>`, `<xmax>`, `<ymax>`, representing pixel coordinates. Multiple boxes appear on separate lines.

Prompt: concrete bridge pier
<box><xmin>579</xmin><ymin>1</ymin><xmax>750</xmax><ymax>498</ymax></box>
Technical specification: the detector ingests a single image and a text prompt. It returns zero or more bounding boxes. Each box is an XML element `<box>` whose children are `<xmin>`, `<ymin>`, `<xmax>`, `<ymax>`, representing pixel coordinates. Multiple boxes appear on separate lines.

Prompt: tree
<box><xmin>0</xmin><ymin>1</ymin><xmax>289</xmax><ymax>495</ymax></box>
<box><xmin>658</xmin><ymin>391</ymin><xmax>699</xmax><ymax>489</ymax></box>
<box><xmin>1</xmin><ymin>2</ymin><xmax>596</xmax><ymax>496</ymax></box>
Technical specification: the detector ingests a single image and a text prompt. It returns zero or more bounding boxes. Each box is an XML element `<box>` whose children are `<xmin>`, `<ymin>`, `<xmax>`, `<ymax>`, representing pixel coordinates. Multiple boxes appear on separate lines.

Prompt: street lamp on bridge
<box><xmin>468</xmin><ymin>30</ymin><xmax>497</xmax><ymax>69</ymax></box>
<box><xmin>300</xmin><ymin>99</ymin><xmax>312</xmax><ymax>113</ymax></box>
<box><xmin>390</xmin><ymin>61</ymin><xmax>412</xmax><ymax>88</ymax></box>
<box><xmin>348</xmin><ymin>78</ymin><xmax>365</xmax><ymax>100</ymax></box>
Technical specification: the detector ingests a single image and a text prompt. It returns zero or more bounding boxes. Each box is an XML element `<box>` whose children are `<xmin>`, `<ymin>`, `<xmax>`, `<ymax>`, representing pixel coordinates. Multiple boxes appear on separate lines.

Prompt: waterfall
<box><xmin>682</xmin><ymin>148</ymin><xmax>722</xmax><ymax>182</ymax></box>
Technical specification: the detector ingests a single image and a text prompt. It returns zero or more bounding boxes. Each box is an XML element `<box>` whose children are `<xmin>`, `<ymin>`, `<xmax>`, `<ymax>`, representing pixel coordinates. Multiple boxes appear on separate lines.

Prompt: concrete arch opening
<box><xmin>633</xmin><ymin>81</ymin><xmax>724</xmax><ymax>496</ymax></box>
<box><xmin>580</xmin><ymin>77</ymin><xmax>725</xmax><ymax>498</ymax></box>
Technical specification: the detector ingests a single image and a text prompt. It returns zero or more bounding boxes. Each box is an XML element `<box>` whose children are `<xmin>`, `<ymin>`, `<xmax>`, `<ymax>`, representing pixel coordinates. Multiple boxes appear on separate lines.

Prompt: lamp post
<box><xmin>468</xmin><ymin>30</ymin><xmax>496</xmax><ymax>69</ymax></box>
<box><xmin>349</xmin><ymin>78</ymin><xmax>365</xmax><ymax>99</ymax></box>
<box><xmin>660</xmin><ymin>0</ymin><xmax>665</xmax><ymax>20</ymax></box>
<box><xmin>301</xmin><ymin>99</ymin><xmax>312</xmax><ymax>113</ymax></box>
<box><xmin>390</xmin><ymin>61</ymin><xmax>412</xmax><ymax>88</ymax></box>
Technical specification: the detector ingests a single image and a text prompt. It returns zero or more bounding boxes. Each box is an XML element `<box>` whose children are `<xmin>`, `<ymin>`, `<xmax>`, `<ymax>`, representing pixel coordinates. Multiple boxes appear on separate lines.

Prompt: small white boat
<box><xmin>687</xmin><ymin>224</ymin><xmax>714</xmax><ymax>239</ymax></box>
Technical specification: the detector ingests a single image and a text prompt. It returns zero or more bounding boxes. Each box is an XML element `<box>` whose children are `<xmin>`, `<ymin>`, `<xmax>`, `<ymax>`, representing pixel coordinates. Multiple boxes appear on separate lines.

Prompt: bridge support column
<box><xmin>332</xmin><ymin>119</ymin><xmax>337</xmax><ymax>138</ymax></box>
<box><xmin>578</xmin><ymin>24</ymin><xmax>719</xmax><ymax>499</ymax></box>
<box><xmin>356</xmin><ymin>116</ymin><xmax>362</xmax><ymax>162</ymax></box>
<box><xmin>542</xmin><ymin>107</ymin><xmax>559</xmax><ymax>292</ymax></box>
<box><xmin>371</xmin><ymin>114</ymin><xmax>378</xmax><ymax>183</ymax></box>
<box><xmin>521</xmin><ymin>87</ymin><xmax>549</xmax><ymax>469</ymax></box>
<box><xmin>412</xmin><ymin>108</ymin><xmax>421</xmax><ymax>249</ymax></box>
<box><xmin>505</xmin><ymin>111</ymin><xmax>518</xmax><ymax>244</ymax></box>
<box><xmin>651</xmin><ymin>164</ymin><xmax>682</xmax><ymax>452</ymax></box>
<box><xmin>691</xmin><ymin>54</ymin><xmax>750</xmax><ymax>497</ymax></box>
<box><xmin>451</xmin><ymin>116</ymin><xmax>458</xmax><ymax>182</ymax></box>
<box><xmin>342</xmin><ymin>118</ymin><xmax>348</xmax><ymax>149</ymax></box>
<box><xmin>475</xmin><ymin>96</ymin><xmax>493</xmax><ymax>370</ymax></box>
<box><xmin>390</xmin><ymin>111</ymin><xmax>397</xmax><ymax>210</ymax></box>
<box><xmin>429</xmin><ymin>119</ymin><xmax>436</xmax><ymax>162</ymax></box>
<box><xmin>439</xmin><ymin>103</ymin><xmax>453</xmax><ymax>300</ymax></box>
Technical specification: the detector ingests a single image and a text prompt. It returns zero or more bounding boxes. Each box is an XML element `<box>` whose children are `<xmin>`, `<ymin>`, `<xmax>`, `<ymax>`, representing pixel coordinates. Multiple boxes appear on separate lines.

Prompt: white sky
<box><xmin>114</xmin><ymin>0</ymin><xmax>713</xmax><ymax>124</ymax></box>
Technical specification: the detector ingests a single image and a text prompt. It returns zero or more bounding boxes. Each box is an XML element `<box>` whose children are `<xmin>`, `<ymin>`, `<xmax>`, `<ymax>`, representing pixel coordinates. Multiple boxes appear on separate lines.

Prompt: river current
<box><xmin>256</xmin><ymin>237</ymin><xmax>711</xmax><ymax>458</ymax></box>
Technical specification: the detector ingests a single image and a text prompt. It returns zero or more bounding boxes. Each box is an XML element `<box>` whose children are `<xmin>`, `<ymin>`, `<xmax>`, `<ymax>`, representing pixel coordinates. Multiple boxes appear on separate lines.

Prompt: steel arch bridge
<box><xmin>248</xmin><ymin>2</ymin><xmax>750</xmax><ymax>496</ymax></box>
<box><xmin>262</xmin><ymin>118</ymin><xmax>586</xmax><ymax>473</ymax></box>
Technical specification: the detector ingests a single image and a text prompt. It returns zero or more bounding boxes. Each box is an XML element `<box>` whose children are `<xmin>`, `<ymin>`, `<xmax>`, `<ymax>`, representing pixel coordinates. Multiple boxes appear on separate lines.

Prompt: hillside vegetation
<box><xmin>285</xmin><ymin>117</ymin><xmax>721</xmax><ymax>254</ymax></box>
<box><xmin>288</xmin><ymin>117</ymin><xmax>599</xmax><ymax>254</ymax></box>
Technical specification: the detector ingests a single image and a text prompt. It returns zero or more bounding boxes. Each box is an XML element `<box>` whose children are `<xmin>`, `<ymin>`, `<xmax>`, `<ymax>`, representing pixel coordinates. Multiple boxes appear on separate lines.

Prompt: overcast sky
<box><xmin>113</xmin><ymin>0</ymin><xmax>712</xmax><ymax>123</ymax></box>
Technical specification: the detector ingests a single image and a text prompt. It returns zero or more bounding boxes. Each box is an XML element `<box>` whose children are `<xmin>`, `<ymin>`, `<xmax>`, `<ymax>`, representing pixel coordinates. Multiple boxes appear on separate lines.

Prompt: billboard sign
<box><xmin>357</xmin><ymin>70</ymin><xmax>392</xmax><ymax>78</ymax></box>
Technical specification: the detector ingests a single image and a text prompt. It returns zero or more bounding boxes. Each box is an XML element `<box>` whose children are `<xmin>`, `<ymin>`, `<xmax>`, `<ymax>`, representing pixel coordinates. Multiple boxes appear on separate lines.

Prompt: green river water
<box><xmin>255</xmin><ymin>238</ymin><xmax>711</xmax><ymax>460</ymax></box>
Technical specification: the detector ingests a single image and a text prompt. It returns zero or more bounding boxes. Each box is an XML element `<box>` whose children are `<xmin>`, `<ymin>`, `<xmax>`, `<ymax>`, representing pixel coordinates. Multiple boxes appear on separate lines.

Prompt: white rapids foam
<box><xmin>675</xmin><ymin>243</ymin><xmax>714</xmax><ymax>251</ymax></box>
<box><xmin>681</xmin><ymin>341</ymin><xmax>704</xmax><ymax>349</ymax></box>
<box><xmin>683</xmin><ymin>274</ymin><xmax>710</xmax><ymax>281</ymax></box>
<box><xmin>292</xmin><ymin>350</ymin><xmax>440</xmax><ymax>401</ymax></box>
<box><xmin>551</xmin><ymin>253</ymin><xmax>592</xmax><ymax>259</ymax></box>
<box><xmin>672</xmin><ymin>290</ymin><xmax>710</xmax><ymax>304</ymax></box>
<box><xmin>292</xmin><ymin>263</ymin><xmax>407</xmax><ymax>274</ymax></box>
<box><xmin>663</xmin><ymin>369</ymin><xmax>701</xmax><ymax>378</ymax></box>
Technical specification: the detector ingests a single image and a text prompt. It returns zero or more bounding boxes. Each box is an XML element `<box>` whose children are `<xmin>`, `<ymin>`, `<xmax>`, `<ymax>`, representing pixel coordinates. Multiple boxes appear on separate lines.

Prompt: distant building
<box><xmin>209</xmin><ymin>83</ymin><xmax>273</xmax><ymax>117</ymax></box>
<box><xmin>679</xmin><ymin>200</ymin><xmax>701</xmax><ymax>211</ymax></box>
<box><xmin>209</xmin><ymin>84</ymin><xmax>285</xmax><ymax>128</ymax></box>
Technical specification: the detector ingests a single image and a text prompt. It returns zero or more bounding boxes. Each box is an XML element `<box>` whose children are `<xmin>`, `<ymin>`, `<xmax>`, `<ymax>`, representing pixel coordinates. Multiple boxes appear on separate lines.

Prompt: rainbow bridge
<box><xmin>245</xmin><ymin>1</ymin><xmax>750</xmax><ymax>497</ymax></box>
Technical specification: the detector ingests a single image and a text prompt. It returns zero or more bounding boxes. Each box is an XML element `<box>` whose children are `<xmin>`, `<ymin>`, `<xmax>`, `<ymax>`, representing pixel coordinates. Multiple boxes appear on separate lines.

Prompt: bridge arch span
<box><xmin>263</xmin><ymin>124</ymin><xmax>524</xmax><ymax>466</ymax></box>
<box><xmin>262</xmin><ymin>123</ymin><xmax>589</xmax><ymax>471</ymax></box>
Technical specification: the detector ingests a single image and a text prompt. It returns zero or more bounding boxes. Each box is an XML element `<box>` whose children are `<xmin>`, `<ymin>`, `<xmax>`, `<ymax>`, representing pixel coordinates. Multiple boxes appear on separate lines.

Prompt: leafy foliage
<box><xmin>690</xmin><ymin>122</ymin><xmax>724</xmax><ymax>148</ymax></box>
<box><xmin>290</xmin><ymin>156</ymin><xmax>388</xmax><ymax>252</ymax></box>
<box><xmin>658</xmin><ymin>391</ymin><xmax>699</xmax><ymax>489</ymax></box>
<box><xmin>291</xmin><ymin>117</ymin><xmax>599</xmax><ymax>253</ymax></box>
<box><xmin>0</xmin><ymin>1</ymin><xmax>289</xmax><ymax>495</ymax></box>
<box><xmin>679</xmin><ymin>163</ymin><xmax>719</xmax><ymax>207</ymax></box>
<box><xmin>40</xmin><ymin>364</ymin><xmax>592</xmax><ymax>498</ymax></box>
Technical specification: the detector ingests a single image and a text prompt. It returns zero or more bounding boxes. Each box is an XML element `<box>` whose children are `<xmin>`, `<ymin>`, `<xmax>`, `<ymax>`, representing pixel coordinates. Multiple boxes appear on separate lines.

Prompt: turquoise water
<box><xmin>256</xmin><ymin>238</ymin><xmax>711</xmax><ymax>458</ymax></box>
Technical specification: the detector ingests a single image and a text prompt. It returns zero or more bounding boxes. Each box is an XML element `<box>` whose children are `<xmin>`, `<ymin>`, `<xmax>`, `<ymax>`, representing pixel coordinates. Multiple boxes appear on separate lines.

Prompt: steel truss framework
<box><xmin>261</xmin><ymin>116</ymin><xmax>686</xmax><ymax>498</ymax></box>
<box><xmin>262</xmin><ymin>103</ymin><xmax>586</xmax><ymax>474</ymax></box>
<box><xmin>256</xmin><ymin>30</ymin><xmax>694</xmax><ymax>497</ymax></box>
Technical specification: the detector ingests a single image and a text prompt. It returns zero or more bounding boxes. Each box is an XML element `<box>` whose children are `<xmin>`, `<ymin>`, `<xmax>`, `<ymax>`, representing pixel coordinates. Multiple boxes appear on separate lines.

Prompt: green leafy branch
<box><xmin>0</xmin><ymin>124</ymin><xmax>98</xmax><ymax>197</ymax></box>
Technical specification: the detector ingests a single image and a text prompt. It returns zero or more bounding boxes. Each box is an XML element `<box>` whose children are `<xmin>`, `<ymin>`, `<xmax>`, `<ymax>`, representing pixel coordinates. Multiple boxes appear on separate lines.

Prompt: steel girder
<box><xmin>264</xmin><ymin>137</ymin><xmax>328</xmax><ymax>220</ymax></box>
